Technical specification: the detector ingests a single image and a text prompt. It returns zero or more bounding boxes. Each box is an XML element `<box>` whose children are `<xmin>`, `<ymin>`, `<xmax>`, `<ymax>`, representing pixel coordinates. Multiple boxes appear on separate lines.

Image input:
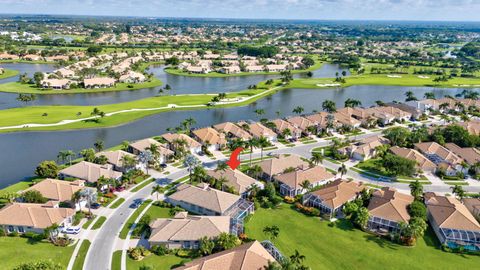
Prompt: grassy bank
<box><xmin>72</xmin><ymin>240</ymin><xmax>91</xmax><ymax>270</ymax></box>
<box><xmin>0</xmin><ymin>77</ymin><xmax>162</xmax><ymax>94</ymax></box>
<box><xmin>245</xmin><ymin>204</ymin><xmax>480</xmax><ymax>270</ymax></box>
<box><xmin>0</xmin><ymin>69</ymin><xmax>19</xmax><ymax>79</ymax></box>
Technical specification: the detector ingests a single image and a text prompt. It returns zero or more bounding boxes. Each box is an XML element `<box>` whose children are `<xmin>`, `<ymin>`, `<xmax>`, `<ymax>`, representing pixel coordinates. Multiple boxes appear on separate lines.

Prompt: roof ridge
<box><xmin>26</xmin><ymin>207</ymin><xmax>37</xmax><ymax>227</ymax></box>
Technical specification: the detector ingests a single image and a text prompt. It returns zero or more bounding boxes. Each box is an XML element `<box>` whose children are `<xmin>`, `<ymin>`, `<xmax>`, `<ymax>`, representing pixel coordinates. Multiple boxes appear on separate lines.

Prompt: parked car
<box><xmin>130</xmin><ymin>198</ymin><xmax>144</xmax><ymax>208</ymax></box>
<box><xmin>115</xmin><ymin>186</ymin><xmax>125</xmax><ymax>192</ymax></box>
<box><xmin>62</xmin><ymin>227</ymin><xmax>80</xmax><ymax>234</ymax></box>
<box><xmin>89</xmin><ymin>202</ymin><xmax>101</xmax><ymax>209</ymax></box>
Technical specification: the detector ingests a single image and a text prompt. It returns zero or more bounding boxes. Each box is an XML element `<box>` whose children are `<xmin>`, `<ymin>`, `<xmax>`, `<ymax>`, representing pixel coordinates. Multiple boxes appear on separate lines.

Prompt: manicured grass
<box><xmin>112</xmin><ymin>250</ymin><xmax>122</xmax><ymax>270</ymax></box>
<box><xmin>119</xmin><ymin>199</ymin><xmax>153</xmax><ymax>239</ymax></box>
<box><xmin>109</xmin><ymin>198</ymin><xmax>126</xmax><ymax>209</ymax></box>
<box><xmin>445</xmin><ymin>181</ymin><xmax>469</xmax><ymax>186</ymax></box>
<box><xmin>0</xmin><ymin>178</ymin><xmax>40</xmax><ymax>195</ymax></box>
<box><xmin>126</xmin><ymin>254</ymin><xmax>188</xmax><ymax>270</ymax></box>
<box><xmin>82</xmin><ymin>216</ymin><xmax>96</xmax><ymax>229</ymax></box>
<box><xmin>0</xmin><ymin>88</ymin><xmax>266</xmax><ymax>133</ymax></box>
<box><xmin>245</xmin><ymin>204</ymin><xmax>480</xmax><ymax>270</ymax></box>
<box><xmin>92</xmin><ymin>216</ymin><xmax>107</xmax><ymax>230</ymax></box>
<box><xmin>143</xmin><ymin>204</ymin><xmax>172</xmax><ymax>219</ymax></box>
<box><xmin>0</xmin><ymin>237</ymin><xmax>75</xmax><ymax>269</ymax></box>
<box><xmin>130</xmin><ymin>178</ymin><xmax>154</xmax><ymax>192</ymax></box>
<box><xmin>0</xmin><ymin>69</ymin><xmax>19</xmax><ymax>79</ymax></box>
<box><xmin>72</xmin><ymin>240</ymin><xmax>91</xmax><ymax>270</ymax></box>
<box><xmin>0</xmin><ymin>78</ymin><xmax>162</xmax><ymax>94</ymax></box>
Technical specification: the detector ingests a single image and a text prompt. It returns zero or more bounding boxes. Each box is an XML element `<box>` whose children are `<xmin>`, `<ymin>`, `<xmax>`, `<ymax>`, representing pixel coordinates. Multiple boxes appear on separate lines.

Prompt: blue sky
<box><xmin>1</xmin><ymin>0</ymin><xmax>480</xmax><ymax>21</ymax></box>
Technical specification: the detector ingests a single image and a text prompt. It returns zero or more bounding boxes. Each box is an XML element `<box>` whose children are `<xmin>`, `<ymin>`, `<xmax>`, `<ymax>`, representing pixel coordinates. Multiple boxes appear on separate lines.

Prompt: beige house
<box><xmin>83</xmin><ymin>77</ymin><xmax>116</xmax><ymax>88</ymax></box>
<box><xmin>425</xmin><ymin>193</ymin><xmax>480</xmax><ymax>251</ymax></box>
<box><xmin>445</xmin><ymin>143</ymin><xmax>480</xmax><ymax>167</ymax></box>
<box><xmin>206</xmin><ymin>168</ymin><xmax>263</xmax><ymax>196</ymax></box>
<box><xmin>367</xmin><ymin>187</ymin><xmax>414</xmax><ymax>234</ymax></box>
<box><xmin>213</xmin><ymin>122</ymin><xmax>252</xmax><ymax>141</ymax></box>
<box><xmin>59</xmin><ymin>161</ymin><xmax>122</xmax><ymax>183</ymax></box>
<box><xmin>238</xmin><ymin>122</ymin><xmax>277</xmax><ymax>142</ymax></box>
<box><xmin>41</xmin><ymin>78</ymin><xmax>71</xmax><ymax>90</ymax></box>
<box><xmin>148</xmin><ymin>212</ymin><xmax>230</xmax><ymax>249</ymax></box>
<box><xmin>258</xmin><ymin>154</ymin><xmax>309</xmax><ymax>180</ymax></box>
<box><xmin>303</xmin><ymin>179</ymin><xmax>365</xmax><ymax>219</ymax></box>
<box><xmin>457</xmin><ymin>120</ymin><xmax>480</xmax><ymax>136</ymax></box>
<box><xmin>464</xmin><ymin>198</ymin><xmax>480</xmax><ymax>220</ymax></box>
<box><xmin>270</xmin><ymin>119</ymin><xmax>302</xmax><ymax>139</ymax></box>
<box><xmin>24</xmin><ymin>179</ymin><xmax>87</xmax><ymax>209</ymax></box>
<box><xmin>176</xmin><ymin>241</ymin><xmax>276</xmax><ymax>270</ymax></box>
<box><xmin>161</xmin><ymin>133</ymin><xmax>202</xmax><ymax>154</ymax></box>
<box><xmin>128</xmin><ymin>138</ymin><xmax>174</xmax><ymax>164</ymax></box>
<box><xmin>192</xmin><ymin>127</ymin><xmax>227</xmax><ymax>151</ymax></box>
<box><xmin>339</xmin><ymin>136</ymin><xmax>390</xmax><ymax>161</ymax></box>
<box><xmin>389</xmin><ymin>146</ymin><xmax>437</xmax><ymax>173</ymax></box>
<box><xmin>286</xmin><ymin>116</ymin><xmax>315</xmax><ymax>135</ymax></box>
<box><xmin>0</xmin><ymin>203</ymin><xmax>75</xmax><ymax>234</ymax></box>
<box><xmin>96</xmin><ymin>150</ymin><xmax>137</xmax><ymax>172</ymax></box>
<box><xmin>414</xmin><ymin>142</ymin><xmax>465</xmax><ymax>175</ymax></box>
<box><xmin>275</xmin><ymin>165</ymin><xmax>335</xmax><ymax>197</ymax></box>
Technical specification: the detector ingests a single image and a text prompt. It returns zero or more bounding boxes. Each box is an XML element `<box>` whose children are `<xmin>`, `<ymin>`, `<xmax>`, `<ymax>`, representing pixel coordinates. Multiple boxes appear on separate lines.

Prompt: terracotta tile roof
<box><xmin>83</xmin><ymin>77</ymin><xmax>116</xmax><ymax>87</ymax></box>
<box><xmin>59</xmin><ymin>161</ymin><xmax>122</xmax><ymax>183</ymax></box>
<box><xmin>176</xmin><ymin>241</ymin><xmax>275</xmax><ymax>270</ymax></box>
<box><xmin>270</xmin><ymin>119</ymin><xmax>301</xmax><ymax>135</ymax></box>
<box><xmin>25</xmin><ymin>178</ymin><xmax>85</xmax><ymax>202</ymax></box>
<box><xmin>444</xmin><ymin>143</ymin><xmax>480</xmax><ymax>166</ymax></box>
<box><xmin>275</xmin><ymin>165</ymin><xmax>335</xmax><ymax>190</ymax></box>
<box><xmin>463</xmin><ymin>198</ymin><xmax>480</xmax><ymax>217</ymax></box>
<box><xmin>0</xmin><ymin>203</ymin><xmax>74</xmax><ymax>229</ymax></box>
<box><xmin>258</xmin><ymin>154</ymin><xmax>309</xmax><ymax>177</ymax></box>
<box><xmin>308</xmin><ymin>179</ymin><xmax>365</xmax><ymax>209</ymax></box>
<box><xmin>96</xmin><ymin>150</ymin><xmax>136</xmax><ymax>168</ymax></box>
<box><xmin>368</xmin><ymin>187</ymin><xmax>414</xmax><ymax>223</ymax></box>
<box><xmin>305</xmin><ymin>112</ymin><xmax>331</xmax><ymax>127</ymax></box>
<box><xmin>457</xmin><ymin>120</ymin><xmax>480</xmax><ymax>136</ymax></box>
<box><xmin>161</xmin><ymin>133</ymin><xmax>201</xmax><ymax>149</ymax></box>
<box><xmin>213</xmin><ymin>122</ymin><xmax>252</xmax><ymax>140</ymax></box>
<box><xmin>240</xmin><ymin>122</ymin><xmax>276</xmax><ymax>139</ymax></box>
<box><xmin>415</xmin><ymin>142</ymin><xmax>464</xmax><ymax>165</ymax></box>
<box><xmin>425</xmin><ymin>193</ymin><xmax>480</xmax><ymax>231</ymax></box>
<box><xmin>168</xmin><ymin>184</ymin><xmax>240</xmax><ymax>214</ymax></box>
<box><xmin>390</xmin><ymin>146</ymin><xmax>437</xmax><ymax>171</ymax></box>
<box><xmin>193</xmin><ymin>127</ymin><xmax>227</xmax><ymax>145</ymax></box>
<box><xmin>206</xmin><ymin>168</ymin><xmax>258</xmax><ymax>194</ymax></box>
<box><xmin>286</xmin><ymin>116</ymin><xmax>315</xmax><ymax>131</ymax></box>
<box><xmin>149</xmin><ymin>213</ymin><xmax>230</xmax><ymax>243</ymax></box>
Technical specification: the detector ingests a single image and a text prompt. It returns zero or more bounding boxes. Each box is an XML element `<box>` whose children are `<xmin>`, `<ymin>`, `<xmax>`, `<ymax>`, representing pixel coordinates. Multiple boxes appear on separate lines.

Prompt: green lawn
<box><xmin>0</xmin><ymin>69</ymin><xmax>19</xmax><ymax>79</ymax></box>
<box><xmin>72</xmin><ymin>240</ymin><xmax>91</xmax><ymax>270</ymax></box>
<box><xmin>112</xmin><ymin>250</ymin><xmax>122</xmax><ymax>270</ymax></box>
<box><xmin>92</xmin><ymin>216</ymin><xmax>107</xmax><ymax>230</ymax></box>
<box><xmin>109</xmin><ymin>198</ymin><xmax>126</xmax><ymax>209</ymax></box>
<box><xmin>82</xmin><ymin>216</ymin><xmax>96</xmax><ymax>229</ymax></box>
<box><xmin>245</xmin><ymin>204</ymin><xmax>480</xmax><ymax>270</ymax></box>
<box><xmin>127</xmin><ymin>254</ymin><xmax>188</xmax><ymax>270</ymax></box>
<box><xmin>0</xmin><ymin>237</ymin><xmax>75</xmax><ymax>269</ymax></box>
<box><xmin>143</xmin><ymin>204</ymin><xmax>172</xmax><ymax>219</ymax></box>
<box><xmin>0</xmin><ymin>178</ymin><xmax>40</xmax><ymax>195</ymax></box>
<box><xmin>130</xmin><ymin>178</ymin><xmax>154</xmax><ymax>193</ymax></box>
<box><xmin>119</xmin><ymin>200</ymin><xmax>153</xmax><ymax>239</ymax></box>
<box><xmin>0</xmin><ymin>78</ymin><xmax>162</xmax><ymax>94</ymax></box>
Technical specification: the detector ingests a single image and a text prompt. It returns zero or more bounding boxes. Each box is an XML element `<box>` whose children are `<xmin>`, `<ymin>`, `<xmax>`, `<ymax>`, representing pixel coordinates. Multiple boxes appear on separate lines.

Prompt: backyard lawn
<box><xmin>0</xmin><ymin>237</ymin><xmax>75</xmax><ymax>269</ymax></box>
<box><xmin>126</xmin><ymin>254</ymin><xmax>188</xmax><ymax>270</ymax></box>
<box><xmin>245</xmin><ymin>204</ymin><xmax>480</xmax><ymax>270</ymax></box>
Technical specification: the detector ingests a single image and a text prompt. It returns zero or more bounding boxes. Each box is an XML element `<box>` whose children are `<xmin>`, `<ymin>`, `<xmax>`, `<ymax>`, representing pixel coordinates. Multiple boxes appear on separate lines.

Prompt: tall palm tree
<box><xmin>257</xmin><ymin>136</ymin><xmax>270</xmax><ymax>161</ymax></box>
<box><xmin>182</xmin><ymin>117</ymin><xmax>197</xmax><ymax>132</ymax></box>
<box><xmin>216</xmin><ymin>161</ymin><xmax>229</xmax><ymax>172</ymax></box>
<box><xmin>409</xmin><ymin>180</ymin><xmax>423</xmax><ymax>200</ymax></box>
<box><xmin>184</xmin><ymin>154</ymin><xmax>201</xmax><ymax>182</ymax></box>
<box><xmin>300</xmin><ymin>180</ymin><xmax>312</xmax><ymax>192</ymax></box>
<box><xmin>139</xmin><ymin>150</ymin><xmax>154</xmax><ymax>175</ymax></box>
<box><xmin>322</xmin><ymin>100</ymin><xmax>336</xmax><ymax>113</ymax></box>
<box><xmin>310</xmin><ymin>152</ymin><xmax>323</xmax><ymax>165</ymax></box>
<box><xmin>121</xmin><ymin>155</ymin><xmax>137</xmax><ymax>171</ymax></box>
<box><xmin>245</xmin><ymin>138</ymin><xmax>259</xmax><ymax>166</ymax></box>
<box><xmin>248</xmin><ymin>164</ymin><xmax>262</xmax><ymax>179</ymax></box>
<box><xmin>292</xmin><ymin>106</ymin><xmax>304</xmax><ymax>115</ymax></box>
<box><xmin>289</xmin><ymin>250</ymin><xmax>306</xmax><ymax>265</ymax></box>
<box><xmin>57</xmin><ymin>150</ymin><xmax>75</xmax><ymax>165</ymax></box>
<box><xmin>263</xmin><ymin>225</ymin><xmax>280</xmax><ymax>241</ymax></box>
<box><xmin>423</xmin><ymin>92</ymin><xmax>435</xmax><ymax>99</ymax></box>
<box><xmin>71</xmin><ymin>190</ymin><xmax>83</xmax><ymax>211</ymax></box>
<box><xmin>344</xmin><ymin>98</ymin><xmax>362</xmax><ymax>108</ymax></box>
<box><xmin>80</xmin><ymin>188</ymin><xmax>97</xmax><ymax>216</ymax></box>
<box><xmin>94</xmin><ymin>140</ymin><xmax>104</xmax><ymax>152</ymax></box>
<box><xmin>121</xmin><ymin>140</ymin><xmax>130</xmax><ymax>151</ymax></box>
<box><xmin>151</xmin><ymin>184</ymin><xmax>163</xmax><ymax>201</ymax></box>
<box><xmin>338</xmin><ymin>163</ymin><xmax>347</xmax><ymax>178</ymax></box>
<box><xmin>451</xmin><ymin>185</ymin><xmax>465</xmax><ymax>200</ymax></box>
<box><xmin>148</xmin><ymin>143</ymin><xmax>160</xmax><ymax>164</ymax></box>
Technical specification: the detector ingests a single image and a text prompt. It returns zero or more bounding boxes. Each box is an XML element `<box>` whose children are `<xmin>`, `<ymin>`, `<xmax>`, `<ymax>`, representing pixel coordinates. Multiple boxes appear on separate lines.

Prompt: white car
<box><xmin>62</xmin><ymin>226</ymin><xmax>81</xmax><ymax>234</ymax></box>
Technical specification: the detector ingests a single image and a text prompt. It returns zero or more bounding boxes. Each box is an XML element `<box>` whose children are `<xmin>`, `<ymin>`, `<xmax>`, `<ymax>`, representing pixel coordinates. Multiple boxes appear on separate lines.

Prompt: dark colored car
<box><xmin>89</xmin><ymin>202</ymin><xmax>101</xmax><ymax>209</ymax></box>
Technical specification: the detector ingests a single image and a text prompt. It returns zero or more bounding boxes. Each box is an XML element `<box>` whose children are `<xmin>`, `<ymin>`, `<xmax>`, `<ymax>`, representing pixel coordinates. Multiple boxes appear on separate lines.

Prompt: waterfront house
<box><xmin>161</xmin><ymin>133</ymin><xmax>202</xmax><ymax>154</ymax></box>
<box><xmin>41</xmin><ymin>78</ymin><xmax>71</xmax><ymax>90</ymax></box>
<box><xmin>270</xmin><ymin>119</ymin><xmax>302</xmax><ymax>140</ymax></box>
<box><xmin>274</xmin><ymin>165</ymin><xmax>335</xmax><ymax>197</ymax></box>
<box><xmin>206</xmin><ymin>168</ymin><xmax>263</xmax><ymax>197</ymax></box>
<box><xmin>238</xmin><ymin>122</ymin><xmax>277</xmax><ymax>142</ymax></box>
<box><xmin>424</xmin><ymin>193</ymin><xmax>480</xmax><ymax>251</ymax></box>
<box><xmin>83</xmin><ymin>77</ymin><xmax>116</xmax><ymax>88</ymax></box>
<box><xmin>414</xmin><ymin>142</ymin><xmax>465</xmax><ymax>175</ymax></box>
<box><xmin>367</xmin><ymin>187</ymin><xmax>414</xmax><ymax>234</ymax></box>
<box><xmin>0</xmin><ymin>203</ymin><xmax>75</xmax><ymax>234</ymax></box>
<box><xmin>95</xmin><ymin>150</ymin><xmax>137</xmax><ymax>172</ymax></box>
<box><xmin>286</xmin><ymin>116</ymin><xmax>316</xmax><ymax>136</ymax></box>
<box><xmin>463</xmin><ymin>198</ymin><xmax>480</xmax><ymax>220</ymax></box>
<box><xmin>303</xmin><ymin>179</ymin><xmax>365</xmax><ymax>219</ymax></box>
<box><xmin>192</xmin><ymin>127</ymin><xmax>227</xmax><ymax>151</ymax></box>
<box><xmin>339</xmin><ymin>135</ymin><xmax>390</xmax><ymax>161</ymax></box>
<box><xmin>148</xmin><ymin>212</ymin><xmax>230</xmax><ymax>249</ymax></box>
<box><xmin>213</xmin><ymin>122</ymin><xmax>252</xmax><ymax>141</ymax></box>
<box><xmin>128</xmin><ymin>138</ymin><xmax>174</xmax><ymax>164</ymax></box>
<box><xmin>24</xmin><ymin>179</ymin><xmax>88</xmax><ymax>210</ymax></box>
<box><xmin>457</xmin><ymin>120</ymin><xmax>480</xmax><ymax>136</ymax></box>
<box><xmin>59</xmin><ymin>161</ymin><xmax>122</xmax><ymax>183</ymax></box>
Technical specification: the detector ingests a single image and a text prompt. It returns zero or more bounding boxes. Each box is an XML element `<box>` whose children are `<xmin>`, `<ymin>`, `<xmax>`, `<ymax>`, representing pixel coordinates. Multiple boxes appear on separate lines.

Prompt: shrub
<box><xmin>283</xmin><ymin>196</ymin><xmax>295</xmax><ymax>204</ymax></box>
<box><xmin>151</xmin><ymin>245</ymin><xmax>168</xmax><ymax>256</ymax></box>
<box><xmin>128</xmin><ymin>246</ymin><xmax>151</xmax><ymax>261</ymax></box>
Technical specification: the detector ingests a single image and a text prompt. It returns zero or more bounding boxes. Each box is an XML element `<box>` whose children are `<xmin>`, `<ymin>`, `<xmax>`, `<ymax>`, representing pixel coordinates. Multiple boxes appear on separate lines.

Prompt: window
<box><xmin>183</xmin><ymin>242</ymin><xmax>191</xmax><ymax>249</ymax></box>
<box><xmin>8</xmin><ymin>226</ymin><xmax>14</xmax><ymax>232</ymax></box>
<box><xmin>18</xmin><ymin>227</ymin><xmax>24</xmax><ymax>233</ymax></box>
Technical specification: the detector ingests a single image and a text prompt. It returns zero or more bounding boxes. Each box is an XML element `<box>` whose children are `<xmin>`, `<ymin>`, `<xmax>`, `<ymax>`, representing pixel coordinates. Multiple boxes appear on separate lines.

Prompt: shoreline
<box><xmin>0</xmin><ymin>69</ymin><xmax>20</xmax><ymax>80</ymax></box>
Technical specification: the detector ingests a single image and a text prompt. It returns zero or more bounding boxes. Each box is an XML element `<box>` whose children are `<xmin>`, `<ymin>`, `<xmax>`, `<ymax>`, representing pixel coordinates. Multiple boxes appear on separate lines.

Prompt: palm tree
<box><xmin>292</xmin><ymin>106</ymin><xmax>304</xmax><ymax>115</ymax></box>
<box><xmin>263</xmin><ymin>225</ymin><xmax>280</xmax><ymax>241</ymax></box>
<box><xmin>299</xmin><ymin>180</ymin><xmax>312</xmax><ymax>192</ymax></box>
<box><xmin>405</xmin><ymin>91</ymin><xmax>417</xmax><ymax>102</ymax></box>
<box><xmin>216</xmin><ymin>232</ymin><xmax>239</xmax><ymax>250</ymax></box>
<box><xmin>246</xmin><ymin>184</ymin><xmax>261</xmax><ymax>200</ymax></box>
<box><xmin>151</xmin><ymin>185</ymin><xmax>163</xmax><ymax>201</ymax></box>
<box><xmin>245</xmin><ymin>138</ymin><xmax>259</xmax><ymax>166</ymax></box>
<box><xmin>71</xmin><ymin>190</ymin><xmax>83</xmax><ymax>211</ymax></box>
<box><xmin>138</xmin><ymin>150</ymin><xmax>154</xmax><ymax>174</ymax></box>
<box><xmin>409</xmin><ymin>180</ymin><xmax>423</xmax><ymax>200</ymax></box>
<box><xmin>254</xmin><ymin>109</ymin><xmax>265</xmax><ymax>119</ymax></box>
<box><xmin>248</xmin><ymin>164</ymin><xmax>262</xmax><ymax>179</ymax></box>
<box><xmin>184</xmin><ymin>154</ymin><xmax>201</xmax><ymax>182</ymax></box>
<box><xmin>121</xmin><ymin>155</ymin><xmax>137</xmax><ymax>171</ymax></box>
<box><xmin>121</xmin><ymin>140</ymin><xmax>130</xmax><ymax>151</ymax></box>
<box><xmin>148</xmin><ymin>143</ymin><xmax>160</xmax><ymax>164</ymax></box>
<box><xmin>215</xmin><ymin>176</ymin><xmax>228</xmax><ymax>191</ymax></box>
<box><xmin>57</xmin><ymin>150</ymin><xmax>75</xmax><ymax>165</ymax></box>
<box><xmin>94</xmin><ymin>140</ymin><xmax>104</xmax><ymax>152</ymax></box>
<box><xmin>322</xmin><ymin>100</ymin><xmax>336</xmax><ymax>113</ymax></box>
<box><xmin>344</xmin><ymin>98</ymin><xmax>362</xmax><ymax>108</ymax></box>
<box><xmin>257</xmin><ymin>136</ymin><xmax>270</xmax><ymax>161</ymax></box>
<box><xmin>338</xmin><ymin>163</ymin><xmax>347</xmax><ymax>178</ymax></box>
<box><xmin>451</xmin><ymin>185</ymin><xmax>465</xmax><ymax>200</ymax></box>
<box><xmin>182</xmin><ymin>117</ymin><xmax>196</xmax><ymax>132</ymax></box>
<box><xmin>424</xmin><ymin>92</ymin><xmax>435</xmax><ymax>99</ymax></box>
<box><xmin>80</xmin><ymin>188</ymin><xmax>97</xmax><ymax>216</ymax></box>
<box><xmin>216</xmin><ymin>161</ymin><xmax>229</xmax><ymax>172</ymax></box>
<box><xmin>310</xmin><ymin>152</ymin><xmax>323</xmax><ymax>165</ymax></box>
<box><xmin>289</xmin><ymin>249</ymin><xmax>306</xmax><ymax>265</ymax></box>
